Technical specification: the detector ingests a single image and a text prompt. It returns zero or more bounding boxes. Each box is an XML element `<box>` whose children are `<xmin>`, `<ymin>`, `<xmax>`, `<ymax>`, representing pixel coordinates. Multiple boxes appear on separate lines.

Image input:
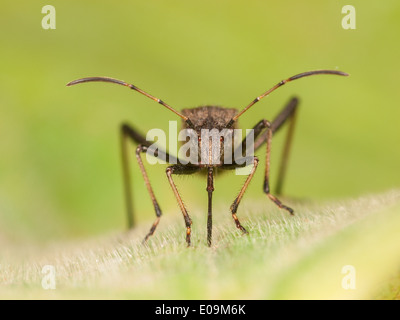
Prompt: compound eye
<box><xmin>220</xmin><ymin>136</ymin><xmax>224</xmax><ymax>142</ymax></box>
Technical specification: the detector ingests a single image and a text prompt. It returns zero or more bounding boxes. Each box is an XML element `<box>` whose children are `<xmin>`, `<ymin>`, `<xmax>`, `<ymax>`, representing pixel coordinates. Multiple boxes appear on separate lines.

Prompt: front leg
<box><xmin>120</xmin><ymin>123</ymin><xmax>178</xmax><ymax>238</ymax></box>
<box><xmin>166</xmin><ymin>164</ymin><xmax>201</xmax><ymax>246</ymax></box>
<box><xmin>234</xmin><ymin>118</ymin><xmax>295</xmax><ymax>215</ymax></box>
<box><xmin>221</xmin><ymin>156</ymin><xmax>259</xmax><ymax>234</ymax></box>
<box><xmin>135</xmin><ymin>144</ymin><xmax>163</xmax><ymax>242</ymax></box>
<box><xmin>230</xmin><ymin>157</ymin><xmax>259</xmax><ymax>234</ymax></box>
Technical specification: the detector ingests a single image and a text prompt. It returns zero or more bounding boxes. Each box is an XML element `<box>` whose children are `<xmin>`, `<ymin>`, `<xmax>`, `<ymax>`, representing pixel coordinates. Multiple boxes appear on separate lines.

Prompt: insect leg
<box><xmin>224</xmin><ymin>157</ymin><xmax>259</xmax><ymax>234</ymax></box>
<box><xmin>166</xmin><ymin>164</ymin><xmax>201</xmax><ymax>247</ymax></box>
<box><xmin>262</xmin><ymin>120</ymin><xmax>294</xmax><ymax>215</ymax></box>
<box><xmin>120</xmin><ymin>123</ymin><xmax>178</xmax><ymax>239</ymax></box>
<box><xmin>135</xmin><ymin>144</ymin><xmax>166</xmax><ymax>242</ymax></box>
<box><xmin>272</xmin><ymin>98</ymin><xmax>298</xmax><ymax>195</ymax></box>
<box><xmin>254</xmin><ymin>97</ymin><xmax>299</xmax><ymax>195</ymax></box>
<box><xmin>234</xmin><ymin>119</ymin><xmax>272</xmax><ymax>158</ymax></box>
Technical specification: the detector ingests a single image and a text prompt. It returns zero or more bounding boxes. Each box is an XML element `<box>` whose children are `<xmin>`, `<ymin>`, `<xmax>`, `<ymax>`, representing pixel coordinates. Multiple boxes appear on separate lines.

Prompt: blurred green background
<box><xmin>0</xmin><ymin>0</ymin><xmax>399</xmax><ymax>243</ymax></box>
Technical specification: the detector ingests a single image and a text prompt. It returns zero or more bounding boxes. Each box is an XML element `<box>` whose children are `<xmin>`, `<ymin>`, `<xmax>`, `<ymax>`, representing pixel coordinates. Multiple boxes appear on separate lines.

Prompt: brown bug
<box><xmin>67</xmin><ymin>70</ymin><xmax>348</xmax><ymax>246</ymax></box>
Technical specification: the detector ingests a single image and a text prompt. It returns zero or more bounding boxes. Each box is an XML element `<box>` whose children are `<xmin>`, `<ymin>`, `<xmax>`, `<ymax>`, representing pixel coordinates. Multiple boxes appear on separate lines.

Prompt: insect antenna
<box><xmin>67</xmin><ymin>77</ymin><xmax>194</xmax><ymax>128</ymax></box>
<box><xmin>226</xmin><ymin>70</ymin><xmax>349</xmax><ymax>128</ymax></box>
